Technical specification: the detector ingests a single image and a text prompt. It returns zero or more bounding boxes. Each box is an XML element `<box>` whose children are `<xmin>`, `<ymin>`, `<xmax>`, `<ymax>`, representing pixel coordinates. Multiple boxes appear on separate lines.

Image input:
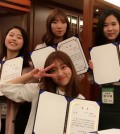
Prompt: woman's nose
<box><xmin>57</xmin><ymin>22</ymin><xmax>62</xmax><ymax>28</ymax></box>
<box><xmin>12</xmin><ymin>36</ymin><xmax>17</xmax><ymax>40</ymax></box>
<box><xmin>107</xmin><ymin>25</ymin><xmax>113</xmax><ymax>30</ymax></box>
<box><xmin>57</xmin><ymin>69</ymin><xmax>63</xmax><ymax>75</ymax></box>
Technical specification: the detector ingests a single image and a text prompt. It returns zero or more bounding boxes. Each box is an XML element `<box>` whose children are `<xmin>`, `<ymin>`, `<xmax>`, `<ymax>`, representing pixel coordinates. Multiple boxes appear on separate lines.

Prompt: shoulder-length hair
<box><xmin>41</xmin><ymin>51</ymin><xmax>82</xmax><ymax>98</ymax></box>
<box><xmin>42</xmin><ymin>8</ymin><xmax>71</xmax><ymax>46</ymax></box>
<box><xmin>95</xmin><ymin>8</ymin><xmax>120</xmax><ymax>46</ymax></box>
<box><xmin>0</xmin><ymin>25</ymin><xmax>30</xmax><ymax>67</ymax></box>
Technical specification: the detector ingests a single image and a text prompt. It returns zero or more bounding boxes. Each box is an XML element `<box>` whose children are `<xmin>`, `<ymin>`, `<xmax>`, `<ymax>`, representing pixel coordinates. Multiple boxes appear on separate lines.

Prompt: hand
<box><xmin>31</xmin><ymin>63</ymin><xmax>55</xmax><ymax>79</ymax></box>
<box><xmin>88</xmin><ymin>60</ymin><xmax>94</xmax><ymax>69</ymax></box>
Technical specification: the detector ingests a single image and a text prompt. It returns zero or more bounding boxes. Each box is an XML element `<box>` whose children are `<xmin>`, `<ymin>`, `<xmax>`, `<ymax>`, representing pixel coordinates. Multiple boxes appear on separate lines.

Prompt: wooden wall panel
<box><xmin>29</xmin><ymin>1</ymin><xmax>57</xmax><ymax>50</ymax></box>
<box><xmin>0</xmin><ymin>0</ymin><xmax>31</xmax><ymax>12</ymax></box>
<box><xmin>7</xmin><ymin>0</ymin><xmax>31</xmax><ymax>6</ymax></box>
<box><xmin>78</xmin><ymin>0</ymin><xmax>94</xmax><ymax>100</ymax></box>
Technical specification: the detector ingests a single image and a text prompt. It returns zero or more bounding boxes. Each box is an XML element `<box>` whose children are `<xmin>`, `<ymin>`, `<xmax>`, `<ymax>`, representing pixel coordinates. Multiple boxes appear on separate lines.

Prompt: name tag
<box><xmin>102</xmin><ymin>87</ymin><xmax>114</xmax><ymax>104</ymax></box>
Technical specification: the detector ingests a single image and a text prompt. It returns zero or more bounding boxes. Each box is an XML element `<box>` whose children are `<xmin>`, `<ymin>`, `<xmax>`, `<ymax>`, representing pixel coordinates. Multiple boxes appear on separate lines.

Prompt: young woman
<box><xmin>0</xmin><ymin>26</ymin><xmax>32</xmax><ymax>134</ymax></box>
<box><xmin>94</xmin><ymin>9</ymin><xmax>120</xmax><ymax>46</ymax></box>
<box><xmin>35</xmin><ymin>8</ymin><xmax>84</xmax><ymax>81</ymax></box>
<box><xmin>88</xmin><ymin>8</ymin><xmax>120</xmax><ymax>130</ymax></box>
<box><xmin>35</xmin><ymin>8</ymin><xmax>71</xmax><ymax>49</ymax></box>
<box><xmin>0</xmin><ymin>51</ymin><xmax>85</xmax><ymax>134</ymax></box>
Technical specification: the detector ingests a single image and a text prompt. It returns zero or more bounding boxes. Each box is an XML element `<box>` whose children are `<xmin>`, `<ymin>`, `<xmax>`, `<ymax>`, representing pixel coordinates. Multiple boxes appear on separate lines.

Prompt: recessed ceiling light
<box><xmin>96</xmin><ymin>9</ymin><xmax>99</xmax><ymax>12</ymax></box>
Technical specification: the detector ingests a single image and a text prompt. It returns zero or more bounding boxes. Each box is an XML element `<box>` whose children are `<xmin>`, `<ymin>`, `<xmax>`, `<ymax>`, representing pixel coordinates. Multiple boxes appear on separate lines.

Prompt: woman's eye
<box><xmin>50</xmin><ymin>69</ymin><xmax>56</xmax><ymax>73</ymax></box>
<box><xmin>62</xmin><ymin>65</ymin><xmax>67</xmax><ymax>69</ymax></box>
<box><xmin>62</xmin><ymin>21</ymin><xmax>66</xmax><ymax>23</ymax></box>
<box><xmin>52</xmin><ymin>21</ymin><xmax>57</xmax><ymax>24</ymax></box>
<box><xmin>9</xmin><ymin>34</ymin><xmax>14</xmax><ymax>37</ymax></box>
<box><xmin>112</xmin><ymin>23</ymin><xmax>116</xmax><ymax>26</ymax></box>
<box><xmin>17</xmin><ymin>36</ymin><xmax>22</xmax><ymax>39</ymax></box>
<box><xmin>104</xmin><ymin>24</ymin><xmax>108</xmax><ymax>27</ymax></box>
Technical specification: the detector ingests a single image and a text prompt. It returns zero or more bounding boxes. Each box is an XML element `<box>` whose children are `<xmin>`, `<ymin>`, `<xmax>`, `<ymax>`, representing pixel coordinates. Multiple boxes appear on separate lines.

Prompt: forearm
<box><xmin>8</xmin><ymin>72</ymin><xmax>34</xmax><ymax>84</ymax></box>
<box><xmin>7</xmin><ymin>64</ymin><xmax>55</xmax><ymax>84</ymax></box>
<box><xmin>0</xmin><ymin>83</ymin><xmax>39</xmax><ymax>102</ymax></box>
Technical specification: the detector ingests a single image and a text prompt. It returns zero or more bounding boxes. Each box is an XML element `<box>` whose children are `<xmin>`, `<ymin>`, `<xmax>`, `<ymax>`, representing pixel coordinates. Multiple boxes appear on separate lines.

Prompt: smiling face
<box><xmin>103</xmin><ymin>15</ymin><xmax>120</xmax><ymax>42</ymax></box>
<box><xmin>50</xmin><ymin>59</ymin><xmax>72</xmax><ymax>91</ymax></box>
<box><xmin>5</xmin><ymin>28</ymin><xmax>24</xmax><ymax>53</ymax></box>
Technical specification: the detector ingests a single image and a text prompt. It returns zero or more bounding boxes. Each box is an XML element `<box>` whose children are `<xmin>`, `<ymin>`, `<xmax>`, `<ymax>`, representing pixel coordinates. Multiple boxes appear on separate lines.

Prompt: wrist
<box><xmin>25</xmin><ymin>72</ymin><xmax>34</xmax><ymax>82</ymax></box>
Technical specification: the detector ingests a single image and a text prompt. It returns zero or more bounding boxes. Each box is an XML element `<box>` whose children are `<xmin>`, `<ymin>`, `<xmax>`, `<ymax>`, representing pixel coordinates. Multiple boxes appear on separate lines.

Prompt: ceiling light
<box><xmin>96</xmin><ymin>9</ymin><xmax>99</xmax><ymax>12</ymax></box>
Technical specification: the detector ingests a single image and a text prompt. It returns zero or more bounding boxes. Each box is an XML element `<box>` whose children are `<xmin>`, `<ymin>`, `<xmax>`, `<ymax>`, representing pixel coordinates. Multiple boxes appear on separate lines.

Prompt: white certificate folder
<box><xmin>90</xmin><ymin>43</ymin><xmax>120</xmax><ymax>85</ymax></box>
<box><xmin>0</xmin><ymin>57</ymin><xmax>23</xmax><ymax>96</ymax></box>
<box><xmin>0</xmin><ymin>57</ymin><xmax>23</xmax><ymax>84</ymax></box>
<box><xmin>31</xmin><ymin>36</ymin><xmax>88</xmax><ymax>75</ymax></box>
<box><xmin>33</xmin><ymin>91</ymin><xmax>99</xmax><ymax>134</ymax></box>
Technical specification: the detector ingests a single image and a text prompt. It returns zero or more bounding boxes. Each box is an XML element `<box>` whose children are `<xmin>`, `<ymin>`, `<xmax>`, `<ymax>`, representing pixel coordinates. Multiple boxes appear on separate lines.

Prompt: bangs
<box><xmin>44</xmin><ymin>51</ymin><xmax>71</xmax><ymax>68</ymax></box>
<box><xmin>53</xmin><ymin>14</ymin><xmax>67</xmax><ymax>22</ymax></box>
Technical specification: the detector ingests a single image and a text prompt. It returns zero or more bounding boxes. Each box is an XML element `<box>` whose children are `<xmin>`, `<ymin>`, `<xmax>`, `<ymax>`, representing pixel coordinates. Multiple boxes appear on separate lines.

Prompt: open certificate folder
<box><xmin>0</xmin><ymin>57</ymin><xmax>23</xmax><ymax>96</ymax></box>
<box><xmin>57</xmin><ymin>36</ymin><xmax>88</xmax><ymax>74</ymax></box>
<box><xmin>31</xmin><ymin>36</ymin><xmax>88</xmax><ymax>75</ymax></box>
<box><xmin>0</xmin><ymin>57</ymin><xmax>23</xmax><ymax>84</ymax></box>
<box><xmin>90</xmin><ymin>43</ymin><xmax>120</xmax><ymax>84</ymax></box>
<box><xmin>33</xmin><ymin>91</ymin><xmax>100</xmax><ymax>134</ymax></box>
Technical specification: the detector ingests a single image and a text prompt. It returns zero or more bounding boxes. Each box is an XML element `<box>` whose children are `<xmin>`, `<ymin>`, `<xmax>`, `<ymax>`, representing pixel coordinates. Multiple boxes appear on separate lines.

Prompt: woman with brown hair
<box><xmin>35</xmin><ymin>8</ymin><xmax>71</xmax><ymax>49</ymax></box>
<box><xmin>0</xmin><ymin>51</ymin><xmax>84</xmax><ymax>134</ymax></box>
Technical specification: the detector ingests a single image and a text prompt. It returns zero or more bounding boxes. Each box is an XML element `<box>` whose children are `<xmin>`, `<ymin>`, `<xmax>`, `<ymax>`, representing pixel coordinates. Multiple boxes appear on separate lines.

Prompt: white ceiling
<box><xmin>49</xmin><ymin>0</ymin><xmax>83</xmax><ymax>10</ymax></box>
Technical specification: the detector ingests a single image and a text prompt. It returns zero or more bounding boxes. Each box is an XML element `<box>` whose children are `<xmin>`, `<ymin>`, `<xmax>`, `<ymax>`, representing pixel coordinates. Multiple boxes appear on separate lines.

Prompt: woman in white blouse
<box><xmin>0</xmin><ymin>51</ymin><xmax>84</xmax><ymax>134</ymax></box>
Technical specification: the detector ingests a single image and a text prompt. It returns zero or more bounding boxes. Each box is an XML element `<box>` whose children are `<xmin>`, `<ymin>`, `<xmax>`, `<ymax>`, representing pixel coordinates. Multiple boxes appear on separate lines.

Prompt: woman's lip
<box><xmin>58</xmin><ymin>77</ymin><xmax>65</xmax><ymax>81</ymax></box>
<box><xmin>107</xmin><ymin>33</ymin><xmax>114</xmax><ymax>36</ymax></box>
<box><xmin>9</xmin><ymin>42</ymin><xmax>17</xmax><ymax>45</ymax></box>
<box><xmin>56</xmin><ymin>31</ymin><xmax>62</xmax><ymax>33</ymax></box>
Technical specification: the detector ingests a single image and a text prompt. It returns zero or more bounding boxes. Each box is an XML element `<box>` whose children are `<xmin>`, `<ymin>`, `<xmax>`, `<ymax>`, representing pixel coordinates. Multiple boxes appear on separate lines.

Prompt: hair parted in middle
<box><xmin>42</xmin><ymin>8</ymin><xmax>71</xmax><ymax>46</ymax></box>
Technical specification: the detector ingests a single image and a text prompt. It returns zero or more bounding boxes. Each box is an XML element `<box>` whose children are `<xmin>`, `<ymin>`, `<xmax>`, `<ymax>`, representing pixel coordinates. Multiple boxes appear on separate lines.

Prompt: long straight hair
<box><xmin>41</xmin><ymin>51</ymin><xmax>82</xmax><ymax>98</ymax></box>
<box><xmin>42</xmin><ymin>8</ymin><xmax>71</xmax><ymax>46</ymax></box>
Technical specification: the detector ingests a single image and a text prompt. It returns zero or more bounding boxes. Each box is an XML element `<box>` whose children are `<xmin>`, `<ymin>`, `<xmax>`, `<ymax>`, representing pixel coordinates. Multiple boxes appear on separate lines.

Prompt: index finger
<box><xmin>43</xmin><ymin>63</ymin><xmax>55</xmax><ymax>72</ymax></box>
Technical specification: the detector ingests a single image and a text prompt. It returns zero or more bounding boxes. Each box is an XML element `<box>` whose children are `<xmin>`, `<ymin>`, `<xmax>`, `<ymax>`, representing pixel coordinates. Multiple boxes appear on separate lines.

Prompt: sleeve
<box><xmin>77</xmin><ymin>94</ymin><xmax>85</xmax><ymax>99</ymax></box>
<box><xmin>34</xmin><ymin>42</ymin><xmax>46</xmax><ymax>50</ymax></box>
<box><xmin>0</xmin><ymin>83</ymin><xmax>39</xmax><ymax>102</ymax></box>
